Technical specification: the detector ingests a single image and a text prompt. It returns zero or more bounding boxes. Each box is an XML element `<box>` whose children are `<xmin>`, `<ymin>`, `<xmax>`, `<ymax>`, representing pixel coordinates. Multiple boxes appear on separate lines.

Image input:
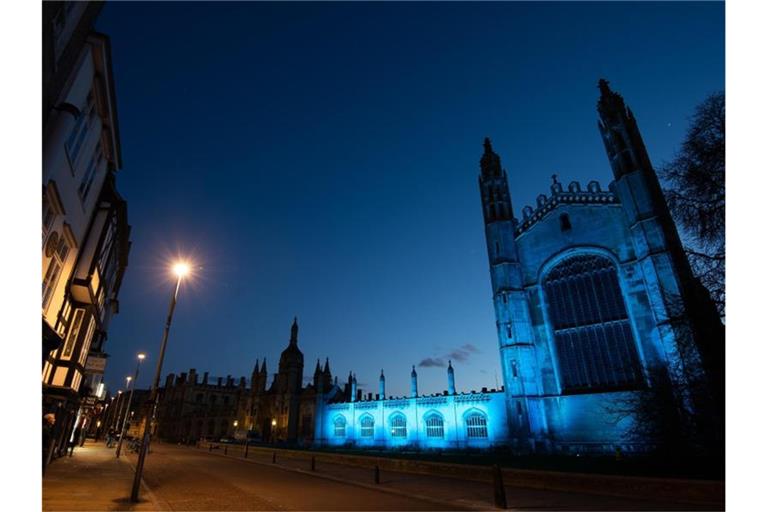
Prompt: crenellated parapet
<box><xmin>515</xmin><ymin>176</ymin><xmax>618</xmax><ymax>236</ymax></box>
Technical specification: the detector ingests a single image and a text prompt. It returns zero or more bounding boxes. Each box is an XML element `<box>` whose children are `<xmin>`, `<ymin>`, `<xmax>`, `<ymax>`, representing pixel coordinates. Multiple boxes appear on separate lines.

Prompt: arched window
<box><xmin>543</xmin><ymin>254</ymin><xmax>643</xmax><ymax>393</ymax></box>
<box><xmin>390</xmin><ymin>413</ymin><xmax>407</xmax><ymax>438</ymax></box>
<box><xmin>360</xmin><ymin>415</ymin><xmax>374</xmax><ymax>438</ymax></box>
<box><xmin>466</xmin><ymin>413</ymin><xmax>488</xmax><ymax>438</ymax></box>
<box><xmin>425</xmin><ymin>413</ymin><xmax>444</xmax><ymax>438</ymax></box>
<box><xmin>333</xmin><ymin>416</ymin><xmax>346</xmax><ymax>437</ymax></box>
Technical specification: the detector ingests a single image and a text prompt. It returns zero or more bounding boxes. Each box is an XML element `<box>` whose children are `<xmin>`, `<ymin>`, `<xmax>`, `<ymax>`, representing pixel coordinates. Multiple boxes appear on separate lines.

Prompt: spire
<box><xmin>596</xmin><ymin>78</ymin><xmax>654</xmax><ymax>179</ymax></box>
<box><xmin>411</xmin><ymin>365</ymin><xmax>417</xmax><ymax>377</ymax></box>
<box><xmin>260</xmin><ymin>358</ymin><xmax>267</xmax><ymax>374</ymax></box>
<box><xmin>379</xmin><ymin>369</ymin><xmax>386</xmax><ymax>399</ymax></box>
<box><xmin>314</xmin><ymin>359</ymin><xmax>321</xmax><ymax>375</ymax></box>
<box><xmin>323</xmin><ymin>357</ymin><xmax>331</xmax><ymax>374</ymax></box>
<box><xmin>410</xmin><ymin>365</ymin><xmax>418</xmax><ymax>398</ymax></box>
<box><xmin>290</xmin><ymin>316</ymin><xmax>299</xmax><ymax>345</ymax></box>
<box><xmin>253</xmin><ymin>358</ymin><xmax>260</xmax><ymax>374</ymax></box>
<box><xmin>447</xmin><ymin>360</ymin><xmax>456</xmax><ymax>395</ymax></box>
<box><xmin>480</xmin><ymin>137</ymin><xmax>503</xmax><ymax>178</ymax></box>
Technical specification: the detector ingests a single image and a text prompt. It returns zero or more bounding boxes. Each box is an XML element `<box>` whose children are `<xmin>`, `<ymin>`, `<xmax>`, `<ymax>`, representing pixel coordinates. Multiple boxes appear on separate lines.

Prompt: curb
<box><xmin>198</xmin><ymin>445</ymin><xmax>487</xmax><ymax>511</ymax></box>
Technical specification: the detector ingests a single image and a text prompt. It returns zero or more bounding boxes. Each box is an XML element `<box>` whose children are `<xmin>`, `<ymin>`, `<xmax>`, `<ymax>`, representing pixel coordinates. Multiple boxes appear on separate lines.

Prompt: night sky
<box><xmin>95</xmin><ymin>1</ymin><xmax>724</xmax><ymax>398</ymax></box>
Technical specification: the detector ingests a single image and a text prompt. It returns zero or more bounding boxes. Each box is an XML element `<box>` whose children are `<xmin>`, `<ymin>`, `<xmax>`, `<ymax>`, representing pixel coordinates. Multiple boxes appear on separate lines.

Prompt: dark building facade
<box><xmin>42</xmin><ymin>1</ymin><xmax>131</xmax><ymax>465</ymax></box>
<box><xmin>154</xmin><ymin>319</ymin><xmax>337</xmax><ymax>446</ymax></box>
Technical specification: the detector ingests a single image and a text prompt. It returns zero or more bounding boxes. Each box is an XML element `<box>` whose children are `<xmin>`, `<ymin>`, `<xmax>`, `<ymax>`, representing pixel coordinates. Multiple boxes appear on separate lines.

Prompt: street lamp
<box><xmin>111</xmin><ymin>391</ymin><xmax>122</xmax><ymax>429</ymax></box>
<box><xmin>116</xmin><ymin>352</ymin><xmax>147</xmax><ymax>458</ymax></box>
<box><xmin>131</xmin><ymin>261</ymin><xmax>190</xmax><ymax>502</ymax></box>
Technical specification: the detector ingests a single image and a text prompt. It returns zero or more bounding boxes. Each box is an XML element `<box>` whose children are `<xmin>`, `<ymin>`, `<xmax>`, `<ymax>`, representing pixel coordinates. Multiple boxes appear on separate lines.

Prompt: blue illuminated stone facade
<box><xmin>476</xmin><ymin>80</ymin><xmax>722</xmax><ymax>454</ymax></box>
<box><xmin>160</xmin><ymin>82</ymin><xmax>721</xmax><ymax>453</ymax></box>
<box><xmin>315</xmin><ymin>366</ymin><xmax>509</xmax><ymax>449</ymax></box>
<box><xmin>313</xmin><ymin>80</ymin><xmax>723</xmax><ymax>454</ymax></box>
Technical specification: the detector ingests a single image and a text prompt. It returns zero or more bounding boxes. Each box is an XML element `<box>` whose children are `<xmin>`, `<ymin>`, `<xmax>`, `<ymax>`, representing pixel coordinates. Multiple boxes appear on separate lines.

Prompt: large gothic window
<box><xmin>360</xmin><ymin>415</ymin><xmax>374</xmax><ymax>438</ymax></box>
<box><xmin>390</xmin><ymin>413</ymin><xmax>407</xmax><ymax>438</ymax></box>
<box><xmin>543</xmin><ymin>254</ymin><xmax>643</xmax><ymax>393</ymax></box>
<box><xmin>465</xmin><ymin>412</ymin><xmax>488</xmax><ymax>439</ymax></box>
<box><xmin>424</xmin><ymin>413</ymin><xmax>444</xmax><ymax>438</ymax></box>
<box><xmin>333</xmin><ymin>416</ymin><xmax>346</xmax><ymax>437</ymax></box>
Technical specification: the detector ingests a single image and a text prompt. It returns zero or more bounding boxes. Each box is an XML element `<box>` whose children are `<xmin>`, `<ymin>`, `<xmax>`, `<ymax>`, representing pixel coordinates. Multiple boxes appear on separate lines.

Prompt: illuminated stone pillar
<box><xmin>447</xmin><ymin>361</ymin><xmax>456</xmax><ymax>395</ymax></box>
<box><xmin>379</xmin><ymin>370</ymin><xmax>385</xmax><ymax>399</ymax></box>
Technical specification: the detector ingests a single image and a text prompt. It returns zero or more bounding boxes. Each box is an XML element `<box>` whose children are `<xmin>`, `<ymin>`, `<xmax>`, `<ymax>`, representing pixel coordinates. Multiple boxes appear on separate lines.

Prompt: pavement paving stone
<box><xmin>43</xmin><ymin>440</ymin><xmax>163</xmax><ymax>512</ymax></box>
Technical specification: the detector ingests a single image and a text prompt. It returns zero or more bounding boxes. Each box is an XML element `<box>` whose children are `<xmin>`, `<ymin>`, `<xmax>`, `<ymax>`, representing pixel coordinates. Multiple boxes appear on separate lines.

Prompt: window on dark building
<box><xmin>559</xmin><ymin>213</ymin><xmax>572</xmax><ymax>231</ymax></box>
<box><xmin>543</xmin><ymin>254</ymin><xmax>643</xmax><ymax>393</ymax></box>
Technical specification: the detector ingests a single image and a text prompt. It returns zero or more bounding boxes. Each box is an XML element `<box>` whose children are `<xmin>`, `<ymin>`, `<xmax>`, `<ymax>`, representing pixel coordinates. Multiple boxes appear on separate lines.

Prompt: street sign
<box><xmin>85</xmin><ymin>356</ymin><xmax>107</xmax><ymax>373</ymax></box>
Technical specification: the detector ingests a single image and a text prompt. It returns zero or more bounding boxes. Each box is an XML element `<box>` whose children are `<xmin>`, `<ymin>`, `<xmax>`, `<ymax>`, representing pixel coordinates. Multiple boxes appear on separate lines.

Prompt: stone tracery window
<box><xmin>425</xmin><ymin>413</ymin><xmax>444</xmax><ymax>438</ymax></box>
<box><xmin>360</xmin><ymin>415</ymin><xmax>374</xmax><ymax>438</ymax></box>
<box><xmin>465</xmin><ymin>412</ymin><xmax>488</xmax><ymax>438</ymax></box>
<box><xmin>390</xmin><ymin>413</ymin><xmax>407</xmax><ymax>438</ymax></box>
<box><xmin>543</xmin><ymin>254</ymin><xmax>643</xmax><ymax>393</ymax></box>
<box><xmin>333</xmin><ymin>415</ymin><xmax>346</xmax><ymax>437</ymax></box>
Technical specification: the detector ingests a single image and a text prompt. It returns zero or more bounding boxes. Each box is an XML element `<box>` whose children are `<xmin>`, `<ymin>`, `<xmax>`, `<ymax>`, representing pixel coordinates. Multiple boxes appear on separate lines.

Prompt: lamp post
<box><xmin>116</xmin><ymin>353</ymin><xmax>146</xmax><ymax>458</ymax></box>
<box><xmin>112</xmin><ymin>391</ymin><xmax>123</xmax><ymax>430</ymax></box>
<box><xmin>131</xmin><ymin>261</ymin><xmax>190</xmax><ymax>502</ymax></box>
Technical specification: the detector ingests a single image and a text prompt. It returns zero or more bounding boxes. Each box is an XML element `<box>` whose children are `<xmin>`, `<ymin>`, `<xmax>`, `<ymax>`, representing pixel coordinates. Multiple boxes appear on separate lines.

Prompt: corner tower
<box><xmin>598</xmin><ymin>80</ymin><xmax>723</xmax><ymax>450</ymax></box>
<box><xmin>478</xmin><ymin>138</ymin><xmax>539</xmax><ymax>449</ymax></box>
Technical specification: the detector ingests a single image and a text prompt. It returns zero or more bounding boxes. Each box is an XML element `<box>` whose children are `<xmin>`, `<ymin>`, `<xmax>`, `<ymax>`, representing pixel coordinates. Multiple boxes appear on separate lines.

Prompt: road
<box><xmin>125</xmin><ymin>443</ymin><xmax>717</xmax><ymax>511</ymax></box>
<box><xmin>130</xmin><ymin>443</ymin><xmax>445</xmax><ymax>511</ymax></box>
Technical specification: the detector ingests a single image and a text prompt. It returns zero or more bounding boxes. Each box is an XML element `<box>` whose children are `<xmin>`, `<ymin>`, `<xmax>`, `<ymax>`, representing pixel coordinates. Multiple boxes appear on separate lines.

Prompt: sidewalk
<box><xmin>43</xmin><ymin>440</ymin><xmax>162</xmax><ymax>512</ymax></box>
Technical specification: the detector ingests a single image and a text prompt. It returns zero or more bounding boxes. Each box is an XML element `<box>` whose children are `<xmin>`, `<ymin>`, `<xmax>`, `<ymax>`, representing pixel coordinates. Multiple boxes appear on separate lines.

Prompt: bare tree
<box><xmin>661</xmin><ymin>92</ymin><xmax>725</xmax><ymax>317</ymax></box>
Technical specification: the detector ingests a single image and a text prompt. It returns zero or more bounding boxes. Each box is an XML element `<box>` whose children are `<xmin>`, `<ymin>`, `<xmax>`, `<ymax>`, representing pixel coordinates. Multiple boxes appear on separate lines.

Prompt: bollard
<box><xmin>310</xmin><ymin>455</ymin><xmax>316</xmax><ymax>472</ymax></box>
<box><xmin>244</xmin><ymin>441</ymin><xmax>249</xmax><ymax>458</ymax></box>
<box><xmin>272</xmin><ymin>451</ymin><xmax>277</xmax><ymax>464</ymax></box>
<box><xmin>492</xmin><ymin>464</ymin><xmax>507</xmax><ymax>509</ymax></box>
<box><xmin>224</xmin><ymin>445</ymin><xmax>228</xmax><ymax>455</ymax></box>
<box><xmin>374</xmin><ymin>465</ymin><xmax>380</xmax><ymax>484</ymax></box>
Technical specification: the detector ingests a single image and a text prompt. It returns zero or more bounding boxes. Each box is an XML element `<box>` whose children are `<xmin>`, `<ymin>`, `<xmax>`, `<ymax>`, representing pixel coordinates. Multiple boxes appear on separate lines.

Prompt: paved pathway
<box><xmin>43</xmin><ymin>440</ymin><xmax>161</xmax><ymax>511</ymax></box>
<box><xmin>136</xmin><ymin>443</ymin><xmax>718</xmax><ymax>511</ymax></box>
<box><xmin>44</xmin><ymin>441</ymin><xmax>722</xmax><ymax>511</ymax></box>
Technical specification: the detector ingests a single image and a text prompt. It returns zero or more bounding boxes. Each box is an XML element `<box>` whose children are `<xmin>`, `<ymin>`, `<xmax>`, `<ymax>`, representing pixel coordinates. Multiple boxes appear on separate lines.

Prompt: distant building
<box><xmin>156</xmin><ymin>370</ymin><xmax>248</xmax><ymax>443</ymax></box>
<box><xmin>155</xmin><ymin>319</ymin><xmax>330</xmax><ymax>445</ymax></box>
<box><xmin>42</xmin><ymin>1</ymin><xmax>131</xmax><ymax>461</ymax></box>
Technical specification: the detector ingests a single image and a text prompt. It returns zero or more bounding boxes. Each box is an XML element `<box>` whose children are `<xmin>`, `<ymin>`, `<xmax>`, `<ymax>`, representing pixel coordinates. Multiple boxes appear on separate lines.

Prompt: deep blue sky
<box><xmin>96</xmin><ymin>1</ymin><xmax>724</xmax><ymax>397</ymax></box>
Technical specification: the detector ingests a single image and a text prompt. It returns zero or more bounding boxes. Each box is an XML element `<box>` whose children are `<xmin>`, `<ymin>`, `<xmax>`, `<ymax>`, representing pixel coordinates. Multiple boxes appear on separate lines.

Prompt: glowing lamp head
<box><xmin>233</xmin><ymin>420</ymin><xmax>238</xmax><ymax>427</ymax></box>
<box><xmin>271</xmin><ymin>419</ymin><xmax>277</xmax><ymax>427</ymax></box>
<box><xmin>173</xmin><ymin>262</ymin><xmax>190</xmax><ymax>278</ymax></box>
<box><xmin>126</xmin><ymin>376</ymin><xmax>132</xmax><ymax>383</ymax></box>
<box><xmin>137</xmin><ymin>353</ymin><xmax>146</xmax><ymax>361</ymax></box>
